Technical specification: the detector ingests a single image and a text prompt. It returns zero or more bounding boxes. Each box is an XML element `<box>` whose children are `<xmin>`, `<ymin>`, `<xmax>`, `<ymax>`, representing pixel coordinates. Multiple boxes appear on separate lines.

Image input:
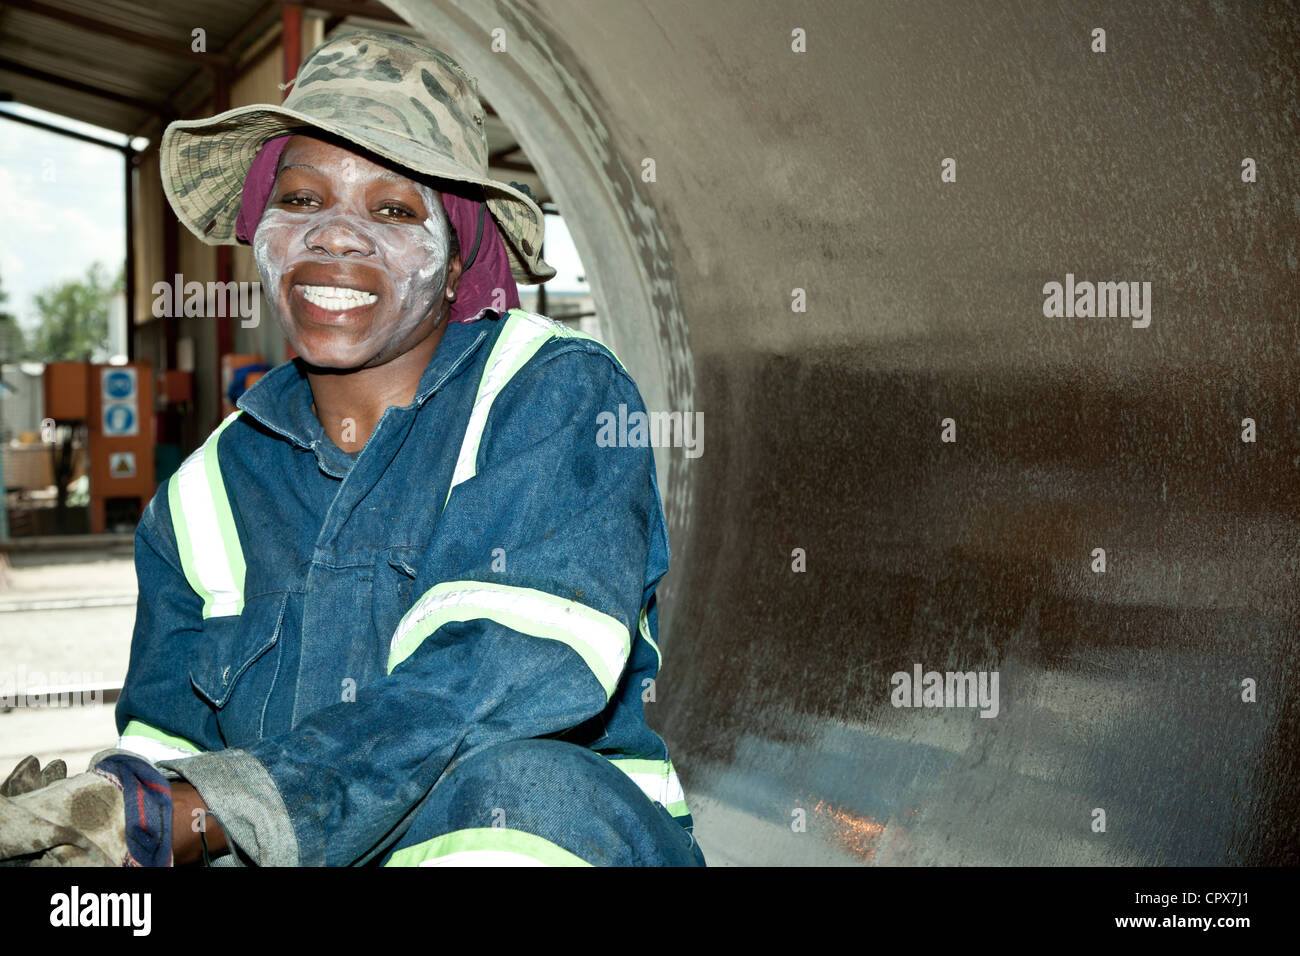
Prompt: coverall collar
<box><xmin>236</xmin><ymin>316</ymin><xmax>491</xmax><ymax>461</ymax></box>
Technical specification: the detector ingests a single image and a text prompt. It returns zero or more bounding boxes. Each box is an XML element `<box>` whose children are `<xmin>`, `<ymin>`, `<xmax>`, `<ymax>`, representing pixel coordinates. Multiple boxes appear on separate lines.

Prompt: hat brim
<box><xmin>160</xmin><ymin>104</ymin><xmax>556</xmax><ymax>284</ymax></box>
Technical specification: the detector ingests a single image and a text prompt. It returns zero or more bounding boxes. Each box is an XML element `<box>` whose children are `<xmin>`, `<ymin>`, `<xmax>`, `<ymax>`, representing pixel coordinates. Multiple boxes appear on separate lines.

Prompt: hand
<box><xmin>170</xmin><ymin>780</ymin><xmax>229</xmax><ymax>866</ymax></box>
<box><xmin>0</xmin><ymin>768</ymin><xmax>127</xmax><ymax>866</ymax></box>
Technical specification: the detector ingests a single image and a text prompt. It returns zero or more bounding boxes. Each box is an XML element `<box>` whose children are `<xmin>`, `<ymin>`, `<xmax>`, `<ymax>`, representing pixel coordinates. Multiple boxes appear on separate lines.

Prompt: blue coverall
<box><xmin>114</xmin><ymin>309</ymin><xmax>704</xmax><ymax>866</ymax></box>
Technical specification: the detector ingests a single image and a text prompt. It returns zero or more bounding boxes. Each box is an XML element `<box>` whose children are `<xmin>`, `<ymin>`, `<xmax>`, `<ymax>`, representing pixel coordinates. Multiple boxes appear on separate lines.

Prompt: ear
<box><xmin>444</xmin><ymin>249</ymin><xmax>464</xmax><ymax>298</ymax></box>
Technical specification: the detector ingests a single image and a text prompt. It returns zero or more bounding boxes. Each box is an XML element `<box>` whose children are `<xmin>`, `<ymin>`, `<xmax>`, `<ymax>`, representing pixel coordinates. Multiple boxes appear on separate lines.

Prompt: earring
<box><xmin>446</xmin><ymin>289</ymin><xmax>457</xmax><ymax>300</ymax></box>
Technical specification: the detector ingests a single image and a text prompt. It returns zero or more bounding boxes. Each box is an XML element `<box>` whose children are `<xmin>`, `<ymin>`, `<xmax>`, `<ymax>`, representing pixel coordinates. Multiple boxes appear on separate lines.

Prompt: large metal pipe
<box><xmin>391</xmin><ymin>0</ymin><xmax>1300</xmax><ymax>865</ymax></box>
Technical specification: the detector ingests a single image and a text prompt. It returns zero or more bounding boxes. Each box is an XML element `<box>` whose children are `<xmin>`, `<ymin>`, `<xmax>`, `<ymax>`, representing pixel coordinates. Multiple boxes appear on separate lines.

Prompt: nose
<box><xmin>304</xmin><ymin>214</ymin><xmax>376</xmax><ymax>258</ymax></box>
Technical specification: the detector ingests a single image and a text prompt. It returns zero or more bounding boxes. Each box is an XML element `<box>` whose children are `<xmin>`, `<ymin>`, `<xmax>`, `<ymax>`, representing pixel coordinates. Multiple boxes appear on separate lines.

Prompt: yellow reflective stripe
<box><xmin>546</xmin><ymin>319</ymin><xmax>626</xmax><ymax>367</ymax></box>
<box><xmin>117</xmin><ymin>720</ymin><xmax>203</xmax><ymax>763</ymax></box>
<box><xmin>169</xmin><ymin>410</ymin><xmax>245</xmax><ymax>618</ymax></box>
<box><xmin>446</xmin><ymin>310</ymin><xmax>626</xmax><ymax>513</ymax></box>
<box><xmin>385</xmin><ymin>827</ymin><xmax>591</xmax><ymax>867</ymax></box>
<box><xmin>387</xmin><ymin>581</ymin><xmax>631</xmax><ymax>697</ymax></box>
<box><xmin>445</xmin><ymin>310</ymin><xmax>560</xmax><ymax>508</ymax></box>
<box><xmin>638</xmin><ymin>605</ymin><xmax>661</xmax><ymax>669</ymax></box>
<box><xmin>606</xmin><ymin>757</ymin><xmax>689</xmax><ymax>817</ymax></box>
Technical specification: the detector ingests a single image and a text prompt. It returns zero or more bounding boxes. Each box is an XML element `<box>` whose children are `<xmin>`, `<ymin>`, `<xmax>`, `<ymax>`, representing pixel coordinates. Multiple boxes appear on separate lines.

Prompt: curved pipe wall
<box><xmin>395</xmin><ymin>0</ymin><xmax>1300</xmax><ymax>865</ymax></box>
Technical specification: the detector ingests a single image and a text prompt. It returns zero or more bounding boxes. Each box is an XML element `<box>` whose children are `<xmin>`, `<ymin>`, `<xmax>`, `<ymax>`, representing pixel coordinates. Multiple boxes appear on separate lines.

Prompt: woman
<box><xmin>2</xmin><ymin>30</ymin><xmax>702</xmax><ymax>868</ymax></box>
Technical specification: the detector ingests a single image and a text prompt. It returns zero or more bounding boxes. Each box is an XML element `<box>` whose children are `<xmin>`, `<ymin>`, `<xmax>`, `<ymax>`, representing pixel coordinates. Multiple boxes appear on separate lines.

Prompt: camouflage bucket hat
<box><xmin>159</xmin><ymin>30</ymin><xmax>555</xmax><ymax>284</ymax></box>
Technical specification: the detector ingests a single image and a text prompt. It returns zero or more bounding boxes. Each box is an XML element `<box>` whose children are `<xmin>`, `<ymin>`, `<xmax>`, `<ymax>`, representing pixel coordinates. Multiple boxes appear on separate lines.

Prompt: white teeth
<box><xmin>299</xmin><ymin>285</ymin><xmax>377</xmax><ymax>310</ymax></box>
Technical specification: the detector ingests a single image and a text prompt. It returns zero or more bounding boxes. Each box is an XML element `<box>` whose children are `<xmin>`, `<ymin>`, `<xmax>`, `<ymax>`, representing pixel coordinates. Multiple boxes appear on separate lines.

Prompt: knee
<box><xmin>427</xmin><ymin>739</ymin><xmax>625</xmax><ymax>825</ymax></box>
<box><xmin>387</xmin><ymin>739</ymin><xmax>702</xmax><ymax>866</ymax></box>
<box><xmin>449</xmin><ymin>738</ymin><xmax>600</xmax><ymax>787</ymax></box>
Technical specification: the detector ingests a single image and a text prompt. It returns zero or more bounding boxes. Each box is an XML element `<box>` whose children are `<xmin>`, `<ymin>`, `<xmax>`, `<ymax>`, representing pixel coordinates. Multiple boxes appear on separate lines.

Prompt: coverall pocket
<box><xmin>189</xmin><ymin>591</ymin><xmax>289</xmax><ymax>712</ymax></box>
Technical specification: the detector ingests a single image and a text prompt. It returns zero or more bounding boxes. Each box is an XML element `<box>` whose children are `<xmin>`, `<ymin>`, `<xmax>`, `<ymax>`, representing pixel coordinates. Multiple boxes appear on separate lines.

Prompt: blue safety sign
<box><xmin>104</xmin><ymin>405</ymin><xmax>136</xmax><ymax>436</ymax></box>
<box><xmin>101</xmin><ymin>366</ymin><xmax>139</xmax><ymax>437</ymax></box>
<box><xmin>104</xmin><ymin>370</ymin><xmax>135</xmax><ymax>400</ymax></box>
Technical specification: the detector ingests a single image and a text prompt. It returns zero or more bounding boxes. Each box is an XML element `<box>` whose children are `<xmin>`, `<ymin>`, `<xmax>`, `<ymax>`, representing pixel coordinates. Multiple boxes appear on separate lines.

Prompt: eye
<box><xmin>278</xmin><ymin>191</ymin><xmax>320</xmax><ymax>208</ymax></box>
<box><xmin>376</xmin><ymin>201</ymin><xmax>418</xmax><ymax>219</ymax></box>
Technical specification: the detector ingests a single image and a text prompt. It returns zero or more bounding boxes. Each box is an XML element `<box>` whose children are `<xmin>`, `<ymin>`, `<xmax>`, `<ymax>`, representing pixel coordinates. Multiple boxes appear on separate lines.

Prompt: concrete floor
<box><xmin>0</xmin><ymin>544</ymin><xmax>137</xmax><ymax>775</ymax></box>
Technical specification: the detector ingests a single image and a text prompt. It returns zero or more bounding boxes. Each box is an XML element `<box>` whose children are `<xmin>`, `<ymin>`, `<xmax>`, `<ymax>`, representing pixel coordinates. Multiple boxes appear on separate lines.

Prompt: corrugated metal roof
<box><xmin>0</xmin><ymin>1</ymin><xmax>551</xmax><ymax>202</ymax></box>
<box><xmin>1</xmin><ymin>0</ymin><xmax>284</xmax><ymax>136</ymax></box>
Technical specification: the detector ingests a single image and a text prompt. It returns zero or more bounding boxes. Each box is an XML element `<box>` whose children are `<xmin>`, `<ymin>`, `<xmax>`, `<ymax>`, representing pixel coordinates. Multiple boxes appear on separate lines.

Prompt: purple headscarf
<box><xmin>234</xmin><ymin>134</ymin><xmax>521</xmax><ymax>323</ymax></box>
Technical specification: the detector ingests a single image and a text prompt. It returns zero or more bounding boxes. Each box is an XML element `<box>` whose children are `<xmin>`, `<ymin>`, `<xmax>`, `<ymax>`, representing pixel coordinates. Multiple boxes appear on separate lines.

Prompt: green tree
<box><xmin>26</xmin><ymin>262</ymin><xmax>121</xmax><ymax>362</ymax></box>
<box><xmin>0</xmin><ymin>270</ymin><xmax>24</xmax><ymax>362</ymax></box>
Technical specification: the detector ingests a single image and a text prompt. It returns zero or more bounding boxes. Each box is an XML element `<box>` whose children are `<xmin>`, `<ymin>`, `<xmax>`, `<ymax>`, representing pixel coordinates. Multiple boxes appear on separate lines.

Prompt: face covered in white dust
<box><xmin>252</xmin><ymin>135</ymin><xmax>457</xmax><ymax>370</ymax></box>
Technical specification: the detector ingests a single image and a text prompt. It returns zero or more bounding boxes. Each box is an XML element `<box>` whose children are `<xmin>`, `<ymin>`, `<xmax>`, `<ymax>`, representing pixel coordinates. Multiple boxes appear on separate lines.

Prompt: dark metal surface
<box><xmin>649</xmin><ymin>0</ymin><xmax>1300</xmax><ymax>865</ymax></box>
<box><xmin>508</xmin><ymin>0</ymin><xmax>1300</xmax><ymax>866</ymax></box>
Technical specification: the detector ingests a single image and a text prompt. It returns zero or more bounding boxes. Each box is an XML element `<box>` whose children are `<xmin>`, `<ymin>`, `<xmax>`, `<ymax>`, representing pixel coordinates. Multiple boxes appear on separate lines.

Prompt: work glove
<box><xmin>0</xmin><ymin>752</ymin><xmax>173</xmax><ymax>867</ymax></box>
<box><xmin>0</xmin><ymin>754</ymin><xmax>67</xmax><ymax>797</ymax></box>
<box><xmin>0</xmin><ymin>755</ymin><xmax>127</xmax><ymax>866</ymax></box>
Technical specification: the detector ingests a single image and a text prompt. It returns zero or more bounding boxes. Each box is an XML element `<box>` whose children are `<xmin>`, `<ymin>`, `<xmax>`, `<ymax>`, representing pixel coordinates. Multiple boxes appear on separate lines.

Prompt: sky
<box><xmin>0</xmin><ymin>103</ymin><xmax>128</xmax><ymax>334</ymax></box>
<box><xmin>0</xmin><ymin>102</ymin><xmax>588</xmax><ymax>339</ymax></box>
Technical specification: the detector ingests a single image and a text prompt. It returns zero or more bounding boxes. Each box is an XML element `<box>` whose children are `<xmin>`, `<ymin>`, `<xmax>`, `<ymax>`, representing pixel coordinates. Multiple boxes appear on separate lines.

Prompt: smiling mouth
<box><xmin>297</xmin><ymin>284</ymin><xmax>378</xmax><ymax>311</ymax></box>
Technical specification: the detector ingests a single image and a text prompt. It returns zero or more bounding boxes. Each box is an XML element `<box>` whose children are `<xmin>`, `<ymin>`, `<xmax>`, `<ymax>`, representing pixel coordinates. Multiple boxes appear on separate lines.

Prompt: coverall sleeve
<box><xmin>158</xmin><ymin>344</ymin><xmax>667</xmax><ymax>866</ymax></box>
<box><xmin>115</xmin><ymin>497</ymin><xmax>226</xmax><ymax>760</ymax></box>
